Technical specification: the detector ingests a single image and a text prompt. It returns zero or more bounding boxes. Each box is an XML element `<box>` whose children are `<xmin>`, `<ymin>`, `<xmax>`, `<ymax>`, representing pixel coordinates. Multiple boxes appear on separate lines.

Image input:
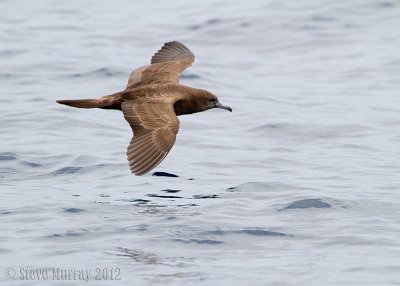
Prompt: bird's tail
<box><xmin>56</xmin><ymin>92</ymin><xmax>122</xmax><ymax>109</ymax></box>
<box><xmin>56</xmin><ymin>99</ymin><xmax>103</xmax><ymax>108</ymax></box>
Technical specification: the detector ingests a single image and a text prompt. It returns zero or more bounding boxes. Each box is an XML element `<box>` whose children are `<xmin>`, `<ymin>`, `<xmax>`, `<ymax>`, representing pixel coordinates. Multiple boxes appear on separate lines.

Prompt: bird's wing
<box><xmin>121</xmin><ymin>97</ymin><xmax>180</xmax><ymax>176</ymax></box>
<box><xmin>126</xmin><ymin>41</ymin><xmax>195</xmax><ymax>89</ymax></box>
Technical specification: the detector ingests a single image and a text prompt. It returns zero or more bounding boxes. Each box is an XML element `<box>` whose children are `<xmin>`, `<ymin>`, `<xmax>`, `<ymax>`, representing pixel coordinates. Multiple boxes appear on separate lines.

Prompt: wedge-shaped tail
<box><xmin>56</xmin><ymin>93</ymin><xmax>122</xmax><ymax>110</ymax></box>
<box><xmin>56</xmin><ymin>99</ymin><xmax>101</xmax><ymax>108</ymax></box>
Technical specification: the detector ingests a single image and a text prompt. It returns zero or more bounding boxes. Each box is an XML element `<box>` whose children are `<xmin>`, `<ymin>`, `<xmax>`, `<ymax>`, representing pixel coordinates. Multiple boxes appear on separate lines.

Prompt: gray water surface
<box><xmin>1</xmin><ymin>0</ymin><xmax>400</xmax><ymax>285</ymax></box>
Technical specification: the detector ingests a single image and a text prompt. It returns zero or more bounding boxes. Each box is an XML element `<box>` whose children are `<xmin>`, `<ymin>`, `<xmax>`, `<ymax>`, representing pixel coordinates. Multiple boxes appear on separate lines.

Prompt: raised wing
<box><xmin>151</xmin><ymin>41</ymin><xmax>194</xmax><ymax>64</ymax></box>
<box><xmin>126</xmin><ymin>41</ymin><xmax>195</xmax><ymax>89</ymax></box>
<box><xmin>121</xmin><ymin>97</ymin><xmax>180</xmax><ymax>175</ymax></box>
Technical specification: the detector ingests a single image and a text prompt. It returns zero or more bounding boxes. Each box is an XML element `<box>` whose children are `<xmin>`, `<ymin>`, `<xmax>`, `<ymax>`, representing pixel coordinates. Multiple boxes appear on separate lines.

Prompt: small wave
<box><xmin>205</xmin><ymin>228</ymin><xmax>286</xmax><ymax>237</ymax></box>
<box><xmin>0</xmin><ymin>49</ymin><xmax>26</xmax><ymax>57</ymax></box>
<box><xmin>63</xmin><ymin>207</ymin><xmax>86</xmax><ymax>213</ymax></box>
<box><xmin>192</xmin><ymin>194</ymin><xmax>219</xmax><ymax>199</ymax></box>
<box><xmin>180</xmin><ymin>73</ymin><xmax>201</xmax><ymax>79</ymax></box>
<box><xmin>50</xmin><ymin>166</ymin><xmax>83</xmax><ymax>176</ymax></box>
<box><xmin>161</xmin><ymin>189</ymin><xmax>181</xmax><ymax>193</ymax></box>
<box><xmin>0</xmin><ymin>152</ymin><xmax>18</xmax><ymax>161</ymax></box>
<box><xmin>174</xmin><ymin>239</ymin><xmax>223</xmax><ymax>245</ymax></box>
<box><xmin>64</xmin><ymin>67</ymin><xmax>125</xmax><ymax>78</ymax></box>
<box><xmin>147</xmin><ymin>194</ymin><xmax>183</xmax><ymax>199</ymax></box>
<box><xmin>116</xmin><ymin>248</ymin><xmax>159</xmax><ymax>264</ymax></box>
<box><xmin>281</xmin><ymin>199</ymin><xmax>332</xmax><ymax>210</ymax></box>
<box><xmin>46</xmin><ymin>230</ymin><xmax>88</xmax><ymax>238</ymax></box>
<box><xmin>188</xmin><ymin>18</ymin><xmax>222</xmax><ymax>30</ymax></box>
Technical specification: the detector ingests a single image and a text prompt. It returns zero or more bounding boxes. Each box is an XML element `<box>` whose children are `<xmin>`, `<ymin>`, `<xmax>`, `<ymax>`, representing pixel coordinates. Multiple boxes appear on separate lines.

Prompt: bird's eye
<box><xmin>209</xmin><ymin>98</ymin><xmax>217</xmax><ymax>103</ymax></box>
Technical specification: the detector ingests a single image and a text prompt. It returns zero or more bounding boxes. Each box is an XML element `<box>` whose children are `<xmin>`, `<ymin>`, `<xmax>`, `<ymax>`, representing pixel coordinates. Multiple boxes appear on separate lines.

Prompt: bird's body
<box><xmin>57</xmin><ymin>41</ymin><xmax>231</xmax><ymax>175</ymax></box>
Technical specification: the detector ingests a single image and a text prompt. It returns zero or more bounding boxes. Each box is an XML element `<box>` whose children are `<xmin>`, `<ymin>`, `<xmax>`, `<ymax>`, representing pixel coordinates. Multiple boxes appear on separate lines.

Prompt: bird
<box><xmin>57</xmin><ymin>41</ymin><xmax>232</xmax><ymax>176</ymax></box>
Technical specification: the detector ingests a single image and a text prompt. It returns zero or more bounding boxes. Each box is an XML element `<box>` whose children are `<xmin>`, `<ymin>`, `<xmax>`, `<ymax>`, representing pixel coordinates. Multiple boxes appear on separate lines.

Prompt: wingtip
<box><xmin>133</xmin><ymin>170</ymin><xmax>146</xmax><ymax>176</ymax></box>
<box><xmin>133</xmin><ymin>169</ymin><xmax>143</xmax><ymax>176</ymax></box>
<box><xmin>129</xmin><ymin>166</ymin><xmax>146</xmax><ymax>176</ymax></box>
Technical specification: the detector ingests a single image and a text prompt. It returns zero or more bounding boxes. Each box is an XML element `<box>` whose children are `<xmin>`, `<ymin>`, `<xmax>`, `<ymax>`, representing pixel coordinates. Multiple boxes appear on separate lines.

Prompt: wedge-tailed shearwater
<box><xmin>57</xmin><ymin>41</ymin><xmax>232</xmax><ymax>175</ymax></box>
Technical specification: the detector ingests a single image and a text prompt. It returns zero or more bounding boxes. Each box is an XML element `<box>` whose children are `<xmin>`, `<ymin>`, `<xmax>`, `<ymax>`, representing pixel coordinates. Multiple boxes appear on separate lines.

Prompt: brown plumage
<box><xmin>57</xmin><ymin>41</ymin><xmax>232</xmax><ymax>176</ymax></box>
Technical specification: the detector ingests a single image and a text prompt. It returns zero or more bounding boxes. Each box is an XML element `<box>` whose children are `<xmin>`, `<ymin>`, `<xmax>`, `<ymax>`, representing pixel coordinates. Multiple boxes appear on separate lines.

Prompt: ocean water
<box><xmin>1</xmin><ymin>0</ymin><xmax>400</xmax><ymax>285</ymax></box>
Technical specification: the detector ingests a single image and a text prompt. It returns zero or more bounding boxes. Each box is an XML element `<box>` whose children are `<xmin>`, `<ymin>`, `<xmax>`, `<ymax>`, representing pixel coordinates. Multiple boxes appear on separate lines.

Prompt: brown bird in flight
<box><xmin>57</xmin><ymin>41</ymin><xmax>232</xmax><ymax>176</ymax></box>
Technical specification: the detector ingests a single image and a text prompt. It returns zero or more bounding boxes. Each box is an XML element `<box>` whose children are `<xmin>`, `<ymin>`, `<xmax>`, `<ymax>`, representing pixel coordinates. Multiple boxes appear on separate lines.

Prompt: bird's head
<box><xmin>174</xmin><ymin>88</ymin><xmax>232</xmax><ymax>116</ymax></box>
<box><xmin>200</xmin><ymin>92</ymin><xmax>232</xmax><ymax>113</ymax></box>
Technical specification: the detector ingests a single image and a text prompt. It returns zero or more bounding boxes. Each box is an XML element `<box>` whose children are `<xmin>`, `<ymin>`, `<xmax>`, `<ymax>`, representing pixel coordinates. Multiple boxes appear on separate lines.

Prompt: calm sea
<box><xmin>1</xmin><ymin>0</ymin><xmax>400</xmax><ymax>285</ymax></box>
